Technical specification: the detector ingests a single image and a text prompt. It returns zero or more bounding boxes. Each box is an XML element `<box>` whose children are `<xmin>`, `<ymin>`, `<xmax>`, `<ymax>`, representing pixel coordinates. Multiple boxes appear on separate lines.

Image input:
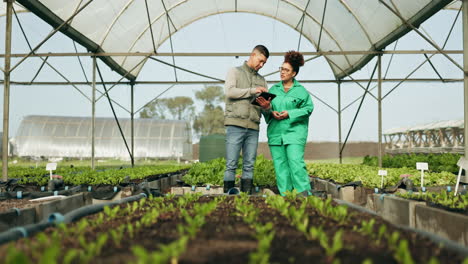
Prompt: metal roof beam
<box><xmin>379</xmin><ymin>0</ymin><xmax>464</xmax><ymax>72</ymax></box>
<box><xmin>10</xmin><ymin>0</ymin><xmax>94</xmax><ymax>73</ymax></box>
<box><xmin>1</xmin><ymin>50</ymin><xmax>462</xmax><ymax>57</ymax></box>
<box><xmin>95</xmin><ymin>57</ymin><xmax>149</xmax><ymax>102</ymax></box>
<box><xmin>4</xmin><ymin>78</ymin><xmax>462</xmax><ymax>86</ymax></box>
<box><xmin>148</xmin><ymin>56</ymin><xmax>223</xmax><ymax>81</ymax></box>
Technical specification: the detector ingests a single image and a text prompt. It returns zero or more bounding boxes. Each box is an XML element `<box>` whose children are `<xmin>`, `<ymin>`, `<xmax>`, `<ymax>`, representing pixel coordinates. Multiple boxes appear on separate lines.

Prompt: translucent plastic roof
<box><xmin>385</xmin><ymin>120</ymin><xmax>464</xmax><ymax>134</ymax></box>
<box><xmin>0</xmin><ymin>2</ymin><xmax>27</xmax><ymax>17</ymax></box>
<box><xmin>13</xmin><ymin>115</ymin><xmax>193</xmax><ymax>159</ymax></box>
<box><xmin>16</xmin><ymin>0</ymin><xmax>453</xmax><ymax>80</ymax></box>
<box><xmin>444</xmin><ymin>0</ymin><xmax>461</xmax><ymax>10</ymax></box>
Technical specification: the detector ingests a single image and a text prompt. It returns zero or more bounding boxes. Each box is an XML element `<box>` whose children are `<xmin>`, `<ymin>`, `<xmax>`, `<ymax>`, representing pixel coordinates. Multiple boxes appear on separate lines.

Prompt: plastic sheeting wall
<box><xmin>12</xmin><ymin>115</ymin><xmax>192</xmax><ymax>160</ymax></box>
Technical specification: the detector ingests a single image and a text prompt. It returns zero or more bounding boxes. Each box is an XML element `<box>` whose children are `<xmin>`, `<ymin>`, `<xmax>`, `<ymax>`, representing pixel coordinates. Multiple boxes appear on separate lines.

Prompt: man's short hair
<box><xmin>253</xmin><ymin>45</ymin><xmax>269</xmax><ymax>58</ymax></box>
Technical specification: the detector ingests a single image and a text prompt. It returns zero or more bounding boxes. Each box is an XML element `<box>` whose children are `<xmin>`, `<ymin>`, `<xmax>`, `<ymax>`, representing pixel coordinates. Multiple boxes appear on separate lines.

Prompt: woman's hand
<box><xmin>272</xmin><ymin>111</ymin><xmax>281</xmax><ymax>120</ymax></box>
<box><xmin>256</xmin><ymin>96</ymin><xmax>271</xmax><ymax>110</ymax></box>
<box><xmin>279</xmin><ymin>110</ymin><xmax>289</xmax><ymax>118</ymax></box>
<box><xmin>272</xmin><ymin>111</ymin><xmax>288</xmax><ymax>120</ymax></box>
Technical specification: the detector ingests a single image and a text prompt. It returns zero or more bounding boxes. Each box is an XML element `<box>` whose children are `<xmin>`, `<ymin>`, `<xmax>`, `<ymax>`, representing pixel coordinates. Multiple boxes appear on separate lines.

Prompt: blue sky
<box><xmin>0</xmin><ymin>8</ymin><xmax>464</xmax><ymax>143</ymax></box>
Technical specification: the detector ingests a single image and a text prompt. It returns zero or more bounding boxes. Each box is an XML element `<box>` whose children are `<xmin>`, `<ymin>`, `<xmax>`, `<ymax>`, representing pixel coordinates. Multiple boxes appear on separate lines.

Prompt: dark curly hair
<box><xmin>284</xmin><ymin>50</ymin><xmax>305</xmax><ymax>75</ymax></box>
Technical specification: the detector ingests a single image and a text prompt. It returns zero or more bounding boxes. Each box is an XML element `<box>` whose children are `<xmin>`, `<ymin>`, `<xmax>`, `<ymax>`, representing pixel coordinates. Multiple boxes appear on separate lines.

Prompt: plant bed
<box><xmin>307</xmin><ymin>163</ymin><xmax>457</xmax><ymax>189</ymax></box>
<box><xmin>182</xmin><ymin>156</ymin><xmax>276</xmax><ymax>188</ymax></box>
<box><xmin>128</xmin><ymin>169</ymin><xmax>189</xmax><ymax>185</ymax></box>
<box><xmin>0</xmin><ymin>193</ymin><xmax>92</xmax><ymax>232</ymax></box>
<box><xmin>426</xmin><ymin>201</ymin><xmax>468</xmax><ymax>216</ymax></box>
<box><xmin>397</xmin><ymin>190</ymin><xmax>468</xmax><ymax>216</ymax></box>
<box><xmin>0</xmin><ymin>194</ymin><xmax>466</xmax><ymax>263</ymax></box>
<box><xmin>0</xmin><ymin>199</ymin><xmax>39</xmax><ymax>213</ymax></box>
<box><xmin>4</xmin><ymin>164</ymin><xmax>190</xmax><ymax>187</ymax></box>
<box><xmin>414</xmin><ymin>203</ymin><xmax>468</xmax><ymax>246</ymax></box>
<box><xmin>371</xmin><ymin>194</ymin><xmax>425</xmax><ymax>227</ymax></box>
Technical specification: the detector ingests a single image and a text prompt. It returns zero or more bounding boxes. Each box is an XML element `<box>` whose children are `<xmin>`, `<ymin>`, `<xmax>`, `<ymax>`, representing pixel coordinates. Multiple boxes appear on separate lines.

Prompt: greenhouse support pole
<box><xmin>2</xmin><ymin>0</ymin><xmax>13</xmax><ymax>181</ymax></box>
<box><xmin>378</xmin><ymin>55</ymin><xmax>383</xmax><ymax>168</ymax></box>
<box><xmin>338</xmin><ymin>81</ymin><xmax>342</xmax><ymax>164</ymax></box>
<box><xmin>464</xmin><ymin>0</ymin><xmax>468</xmax><ymax>158</ymax></box>
<box><xmin>131</xmin><ymin>82</ymin><xmax>135</xmax><ymax>167</ymax></box>
<box><xmin>91</xmin><ymin>56</ymin><xmax>96</xmax><ymax>170</ymax></box>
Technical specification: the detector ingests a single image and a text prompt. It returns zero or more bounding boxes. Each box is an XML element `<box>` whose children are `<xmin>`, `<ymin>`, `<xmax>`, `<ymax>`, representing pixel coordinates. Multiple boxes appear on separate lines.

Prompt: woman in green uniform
<box><xmin>256</xmin><ymin>51</ymin><xmax>314</xmax><ymax>196</ymax></box>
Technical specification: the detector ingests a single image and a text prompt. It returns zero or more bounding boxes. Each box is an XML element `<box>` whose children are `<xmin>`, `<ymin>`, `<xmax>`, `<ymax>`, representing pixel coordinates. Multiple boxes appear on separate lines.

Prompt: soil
<box><xmin>0</xmin><ymin>196</ymin><xmax>465</xmax><ymax>263</ymax></box>
<box><xmin>0</xmin><ymin>198</ymin><xmax>38</xmax><ymax>213</ymax></box>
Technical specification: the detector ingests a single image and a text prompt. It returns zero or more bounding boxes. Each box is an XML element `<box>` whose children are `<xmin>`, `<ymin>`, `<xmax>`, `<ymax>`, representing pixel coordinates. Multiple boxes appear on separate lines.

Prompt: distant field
<box><xmin>193</xmin><ymin>142</ymin><xmax>379</xmax><ymax>161</ymax></box>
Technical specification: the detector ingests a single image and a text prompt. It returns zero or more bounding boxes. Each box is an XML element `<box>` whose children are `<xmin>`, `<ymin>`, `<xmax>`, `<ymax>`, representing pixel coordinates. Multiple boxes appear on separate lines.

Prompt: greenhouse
<box><xmin>1</xmin><ymin>0</ymin><xmax>468</xmax><ymax>263</ymax></box>
<box><xmin>384</xmin><ymin>119</ymin><xmax>464</xmax><ymax>154</ymax></box>
<box><xmin>12</xmin><ymin>115</ymin><xmax>192</xmax><ymax>160</ymax></box>
<box><xmin>0</xmin><ymin>0</ymin><xmax>466</xmax><ymax>172</ymax></box>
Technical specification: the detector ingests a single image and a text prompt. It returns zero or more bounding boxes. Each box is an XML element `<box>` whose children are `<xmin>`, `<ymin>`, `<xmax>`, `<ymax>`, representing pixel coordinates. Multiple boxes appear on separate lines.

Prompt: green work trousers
<box><xmin>270</xmin><ymin>144</ymin><xmax>311</xmax><ymax>196</ymax></box>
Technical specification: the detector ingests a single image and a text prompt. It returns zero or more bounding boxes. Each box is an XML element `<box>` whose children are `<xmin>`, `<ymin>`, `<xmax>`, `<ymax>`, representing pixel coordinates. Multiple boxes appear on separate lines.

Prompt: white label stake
<box><xmin>454</xmin><ymin>157</ymin><xmax>468</xmax><ymax>196</ymax></box>
<box><xmin>378</xmin><ymin>170</ymin><xmax>387</xmax><ymax>189</ymax></box>
<box><xmin>416</xmin><ymin>162</ymin><xmax>428</xmax><ymax>188</ymax></box>
<box><xmin>46</xmin><ymin>162</ymin><xmax>57</xmax><ymax>180</ymax></box>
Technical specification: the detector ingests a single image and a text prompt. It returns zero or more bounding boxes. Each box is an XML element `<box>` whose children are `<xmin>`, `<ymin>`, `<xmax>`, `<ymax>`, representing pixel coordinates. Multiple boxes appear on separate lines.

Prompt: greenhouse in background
<box><xmin>11</xmin><ymin>115</ymin><xmax>192</xmax><ymax>160</ymax></box>
<box><xmin>384</xmin><ymin>119</ymin><xmax>464</xmax><ymax>154</ymax></box>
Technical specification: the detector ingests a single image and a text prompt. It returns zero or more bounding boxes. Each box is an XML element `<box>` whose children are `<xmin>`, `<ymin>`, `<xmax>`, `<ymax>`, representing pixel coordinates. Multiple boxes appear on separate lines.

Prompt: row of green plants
<box><xmin>3</xmin><ymin>193</ymin><xmax>213</xmax><ymax>263</ymax></box>
<box><xmin>307</xmin><ymin>163</ymin><xmax>456</xmax><ymax>188</ymax></box>
<box><xmin>266</xmin><ymin>194</ymin><xmax>349</xmax><ymax>263</ymax></box>
<box><xmin>182</xmin><ymin>156</ymin><xmax>276</xmax><ymax>187</ymax></box>
<box><xmin>266</xmin><ymin>194</ymin><xmax>457</xmax><ymax>264</ymax></box>
<box><xmin>362</xmin><ymin>153</ymin><xmax>461</xmax><ymax>174</ymax></box>
<box><xmin>10</xmin><ymin>164</ymin><xmax>190</xmax><ymax>186</ymax></box>
<box><xmin>1</xmin><ymin>193</ymin><xmax>467</xmax><ymax>263</ymax></box>
<box><xmin>183</xmin><ymin>156</ymin><xmax>458</xmax><ymax>189</ymax></box>
<box><xmin>234</xmin><ymin>193</ymin><xmax>275</xmax><ymax>264</ymax></box>
<box><xmin>131</xmin><ymin>196</ymin><xmax>220</xmax><ymax>263</ymax></box>
<box><xmin>397</xmin><ymin>190</ymin><xmax>468</xmax><ymax>211</ymax></box>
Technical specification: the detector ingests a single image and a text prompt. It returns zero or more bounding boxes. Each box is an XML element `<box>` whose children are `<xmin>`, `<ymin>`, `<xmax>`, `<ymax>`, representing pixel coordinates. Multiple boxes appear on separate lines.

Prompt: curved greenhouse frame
<box><xmin>14</xmin><ymin>0</ymin><xmax>453</xmax><ymax>79</ymax></box>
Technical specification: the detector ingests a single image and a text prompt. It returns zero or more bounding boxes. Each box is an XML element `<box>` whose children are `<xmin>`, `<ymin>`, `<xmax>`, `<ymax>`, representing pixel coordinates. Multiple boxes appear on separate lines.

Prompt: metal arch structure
<box><xmin>10</xmin><ymin>0</ymin><xmax>455</xmax><ymax>79</ymax></box>
<box><xmin>1</xmin><ymin>0</ymin><xmax>468</xmax><ymax>180</ymax></box>
<box><xmin>384</xmin><ymin>120</ymin><xmax>464</xmax><ymax>154</ymax></box>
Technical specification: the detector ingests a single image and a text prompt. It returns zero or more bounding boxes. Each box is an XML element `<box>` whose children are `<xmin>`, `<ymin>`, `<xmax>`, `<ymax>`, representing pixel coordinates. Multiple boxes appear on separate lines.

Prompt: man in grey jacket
<box><xmin>223</xmin><ymin>45</ymin><xmax>270</xmax><ymax>194</ymax></box>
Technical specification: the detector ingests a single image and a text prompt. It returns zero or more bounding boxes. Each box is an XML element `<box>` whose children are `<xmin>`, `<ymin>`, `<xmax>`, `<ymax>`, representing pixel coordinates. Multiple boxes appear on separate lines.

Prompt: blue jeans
<box><xmin>224</xmin><ymin>125</ymin><xmax>259</xmax><ymax>181</ymax></box>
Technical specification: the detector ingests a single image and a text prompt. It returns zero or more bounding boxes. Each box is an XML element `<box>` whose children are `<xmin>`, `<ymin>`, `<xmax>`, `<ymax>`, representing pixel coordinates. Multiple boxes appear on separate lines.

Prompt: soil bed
<box><xmin>0</xmin><ymin>195</ymin><xmax>465</xmax><ymax>263</ymax></box>
<box><xmin>0</xmin><ymin>198</ymin><xmax>38</xmax><ymax>213</ymax></box>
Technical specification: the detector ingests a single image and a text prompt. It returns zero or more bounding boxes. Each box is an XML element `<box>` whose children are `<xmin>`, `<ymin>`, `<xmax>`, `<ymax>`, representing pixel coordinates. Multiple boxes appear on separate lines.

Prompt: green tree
<box><xmin>193</xmin><ymin>85</ymin><xmax>225</xmax><ymax>136</ymax></box>
<box><xmin>139</xmin><ymin>98</ymin><xmax>168</xmax><ymax>119</ymax></box>
<box><xmin>165</xmin><ymin>97</ymin><xmax>195</xmax><ymax>120</ymax></box>
<box><xmin>140</xmin><ymin>96</ymin><xmax>194</xmax><ymax>120</ymax></box>
<box><xmin>194</xmin><ymin>85</ymin><xmax>224</xmax><ymax>105</ymax></box>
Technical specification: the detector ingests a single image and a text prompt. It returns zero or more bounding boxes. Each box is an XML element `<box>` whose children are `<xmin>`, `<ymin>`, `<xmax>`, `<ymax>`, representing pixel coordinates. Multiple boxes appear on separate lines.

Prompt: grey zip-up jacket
<box><xmin>224</xmin><ymin>62</ymin><xmax>268</xmax><ymax>130</ymax></box>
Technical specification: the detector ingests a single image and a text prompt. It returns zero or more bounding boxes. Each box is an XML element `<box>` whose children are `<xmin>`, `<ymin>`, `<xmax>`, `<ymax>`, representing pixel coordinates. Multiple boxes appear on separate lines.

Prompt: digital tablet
<box><xmin>251</xmin><ymin>92</ymin><xmax>276</xmax><ymax>106</ymax></box>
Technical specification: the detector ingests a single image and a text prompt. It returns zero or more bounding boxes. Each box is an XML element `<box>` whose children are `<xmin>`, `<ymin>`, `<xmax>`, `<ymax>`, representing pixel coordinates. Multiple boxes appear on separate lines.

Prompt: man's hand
<box><xmin>256</xmin><ymin>96</ymin><xmax>271</xmax><ymax>110</ymax></box>
<box><xmin>272</xmin><ymin>111</ymin><xmax>288</xmax><ymax>120</ymax></box>
<box><xmin>255</xmin><ymin>86</ymin><xmax>268</xmax><ymax>94</ymax></box>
